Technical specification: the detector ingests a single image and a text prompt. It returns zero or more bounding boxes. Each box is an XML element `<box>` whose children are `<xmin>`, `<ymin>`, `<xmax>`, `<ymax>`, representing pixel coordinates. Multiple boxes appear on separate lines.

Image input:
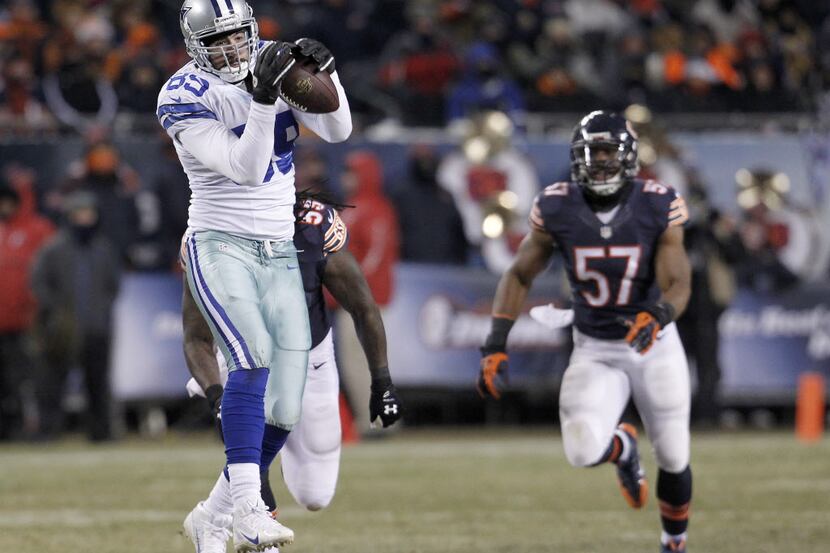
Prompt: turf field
<box><xmin>1</xmin><ymin>428</ymin><xmax>828</xmax><ymax>553</ymax></box>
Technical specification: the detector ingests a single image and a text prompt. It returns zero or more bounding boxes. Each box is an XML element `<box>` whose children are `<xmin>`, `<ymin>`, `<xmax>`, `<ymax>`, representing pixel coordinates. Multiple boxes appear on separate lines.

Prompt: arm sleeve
<box><xmin>173</xmin><ymin>101</ymin><xmax>278</xmax><ymax>187</ymax></box>
<box><xmin>646</xmin><ymin>182</ymin><xmax>689</xmax><ymax>230</ymax></box>
<box><xmin>667</xmin><ymin>192</ymin><xmax>689</xmax><ymax>228</ymax></box>
<box><xmin>528</xmin><ymin>184</ymin><xmax>565</xmax><ymax>232</ymax></box>
<box><xmin>292</xmin><ymin>71</ymin><xmax>352</xmax><ymax>143</ymax></box>
<box><xmin>529</xmin><ymin>194</ymin><xmax>546</xmax><ymax>232</ymax></box>
<box><xmin>322</xmin><ymin>207</ymin><xmax>349</xmax><ymax>254</ymax></box>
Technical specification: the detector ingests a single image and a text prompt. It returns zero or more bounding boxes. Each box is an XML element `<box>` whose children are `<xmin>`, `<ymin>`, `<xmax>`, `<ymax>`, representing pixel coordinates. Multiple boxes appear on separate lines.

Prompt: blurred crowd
<box><xmin>2</xmin><ymin>102</ymin><xmax>829</xmax><ymax>438</ymax></box>
<box><xmin>2</xmin><ymin>0</ymin><xmax>830</xmax><ymax>133</ymax></box>
<box><xmin>2</xmin><ymin>0</ymin><xmax>830</xmax><ymax>440</ymax></box>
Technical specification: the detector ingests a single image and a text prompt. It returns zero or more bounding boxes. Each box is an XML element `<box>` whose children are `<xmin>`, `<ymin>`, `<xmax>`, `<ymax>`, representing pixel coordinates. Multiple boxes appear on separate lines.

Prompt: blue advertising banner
<box><xmin>111</xmin><ymin>273</ymin><xmax>189</xmax><ymax>400</ymax></box>
<box><xmin>109</xmin><ymin>267</ymin><xmax>572</xmax><ymax>400</ymax></box>
<box><xmin>719</xmin><ymin>285</ymin><xmax>830</xmax><ymax>403</ymax></box>
<box><xmin>382</xmin><ymin>264</ymin><xmax>570</xmax><ymax>388</ymax></box>
<box><xmin>109</xmin><ymin>272</ymin><xmax>830</xmax><ymax>404</ymax></box>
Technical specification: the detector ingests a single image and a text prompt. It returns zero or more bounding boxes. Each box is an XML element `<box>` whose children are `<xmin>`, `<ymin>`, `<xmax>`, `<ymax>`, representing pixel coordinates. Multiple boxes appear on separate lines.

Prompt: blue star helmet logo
<box><xmin>180</xmin><ymin>5</ymin><xmax>192</xmax><ymax>30</ymax></box>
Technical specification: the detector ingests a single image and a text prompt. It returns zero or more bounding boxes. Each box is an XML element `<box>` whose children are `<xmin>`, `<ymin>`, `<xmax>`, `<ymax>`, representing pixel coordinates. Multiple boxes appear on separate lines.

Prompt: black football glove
<box><xmin>477</xmin><ymin>346</ymin><xmax>509</xmax><ymax>399</ymax></box>
<box><xmin>204</xmin><ymin>384</ymin><xmax>225</xmax><ymax>441</ymax></box>
<box><xmin>622</xmin><ymin>301</ymin><xmax>675</xmax><ymax>354</ymax></box>
<box><xmin>252</xmin><ymin>41</ymin><xmax>296</xmax><ymax>104</ymax></box>
<box><xmin>294</xmin><ymin>38</ymin><xmax>335</xmax><ymax>73</ymax></box>
<box><xmin>369</xmin><ymin>374</ymin><xmax>402</xmax><ymax>428</ymax></box>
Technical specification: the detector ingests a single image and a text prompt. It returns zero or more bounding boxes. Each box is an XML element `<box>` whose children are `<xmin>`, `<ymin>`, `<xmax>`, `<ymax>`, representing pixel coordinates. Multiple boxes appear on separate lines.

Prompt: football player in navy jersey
<box><xmin>180</xmin><ymin>191</ymin><xmax>402</xmax><ymax>553</ymax></box>
<box><xmin>478</xmin><ymin>111</ymin><xmax>693</xmax><ymax>553</ymax></box>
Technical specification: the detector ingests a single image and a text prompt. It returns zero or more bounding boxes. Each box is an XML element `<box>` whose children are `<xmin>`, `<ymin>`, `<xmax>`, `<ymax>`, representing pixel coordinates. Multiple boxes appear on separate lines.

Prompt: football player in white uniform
<box><xmin>181</xmin><ymin>192</ymin><xmax>403</xmax><ymax>553</ymax></box>
<box><xmin>158</xmin><ymin>1</ymin><xmax>351</xmax><ymax>551</ymax></box>
<box><xmin>478</xmin><ymin>112</ymin><xmax>694</xmax><ymax>553</ymax></box>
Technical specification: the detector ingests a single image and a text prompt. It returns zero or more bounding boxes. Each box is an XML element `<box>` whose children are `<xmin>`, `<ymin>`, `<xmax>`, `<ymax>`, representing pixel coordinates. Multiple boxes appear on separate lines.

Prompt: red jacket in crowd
<box><xmin>340</xmin><ymin>151</ymin><xmax>400</xmax><ymax>307</ymax></box>
<box><xmin>0</xmin><ymin>173</ymin><xmax>55</xmax><ymax>332</ymax></box>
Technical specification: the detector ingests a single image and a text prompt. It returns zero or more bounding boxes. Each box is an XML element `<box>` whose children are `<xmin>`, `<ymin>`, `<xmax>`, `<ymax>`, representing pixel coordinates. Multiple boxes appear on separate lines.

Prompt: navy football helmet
<box><xmin>570</xmin><ymin>111</ymin><xmax>639</xmax><ymax>200</ymax></box>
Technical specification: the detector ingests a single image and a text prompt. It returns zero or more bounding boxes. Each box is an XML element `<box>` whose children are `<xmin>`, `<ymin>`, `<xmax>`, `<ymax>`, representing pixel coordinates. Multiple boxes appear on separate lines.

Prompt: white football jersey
<box><xmin>157</xmin><ymin>42</ymin><xmax>351</xmax><ymax>241</ymax></box>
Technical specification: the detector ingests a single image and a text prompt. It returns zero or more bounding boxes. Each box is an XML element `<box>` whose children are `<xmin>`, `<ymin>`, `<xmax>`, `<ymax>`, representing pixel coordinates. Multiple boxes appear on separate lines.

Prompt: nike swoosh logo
<box><xmin>171</xmin><ymin>96</ymin><xmax>182</xmax><ymax>103</ymax></box>
<box><xmin>287</xmin><ymin>265</ymin><xmax>298</xmax><ymax>270</ymax></box>
<box><xmin>240</xmin><ymin>532</ymin><xmax>259</xmax><ymax>545</ymax></box>
<box><xmin>312</xmin><ymin>362</ymin><xmax>325</xmax><ymax>370</ymax></box>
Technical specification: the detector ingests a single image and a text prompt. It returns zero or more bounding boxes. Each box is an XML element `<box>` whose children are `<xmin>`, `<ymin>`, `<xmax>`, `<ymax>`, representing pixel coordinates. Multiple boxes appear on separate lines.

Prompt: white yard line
<box><xmin>754</xmin><ymin>478</ymin><xmax>830</xmax><ymax>492</ymax></box>
<box><xmin>0</xmin><ymin>506</ymin><xmax>311</xmax><ymax>528</ymax></box>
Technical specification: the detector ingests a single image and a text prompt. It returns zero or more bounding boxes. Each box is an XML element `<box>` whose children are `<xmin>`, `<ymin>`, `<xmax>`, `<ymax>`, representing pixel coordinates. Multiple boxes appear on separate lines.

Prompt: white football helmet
<box><xmin>179</xmin><ymin>0</ymin><xmax>259</xmax><ymax>83</ymax></box>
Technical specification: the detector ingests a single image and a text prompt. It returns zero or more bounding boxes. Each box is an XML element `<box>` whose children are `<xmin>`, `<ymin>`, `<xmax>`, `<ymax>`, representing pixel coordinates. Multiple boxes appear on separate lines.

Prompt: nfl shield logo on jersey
<box><xmin>600</xmin><ymin>225</ymin><xmax>613</xmax><ymax>239</ymax></box>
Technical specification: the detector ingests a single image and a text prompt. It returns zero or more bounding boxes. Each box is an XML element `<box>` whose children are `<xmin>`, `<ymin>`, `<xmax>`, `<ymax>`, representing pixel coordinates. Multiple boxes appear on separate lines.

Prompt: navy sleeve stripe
<box><xmin>157</xmin><ymin>102</ymin><xmax>213</xmax><ymax>118</ymax></box>
<box><xmin>160</xmin><ymin>111</ymin><xmax>218</xmax><ymax>130</ymax></box>
<box><xmin>160</xmin><ymin>110</ymin><xmax>215</xmax><ymax>122</ymax></box>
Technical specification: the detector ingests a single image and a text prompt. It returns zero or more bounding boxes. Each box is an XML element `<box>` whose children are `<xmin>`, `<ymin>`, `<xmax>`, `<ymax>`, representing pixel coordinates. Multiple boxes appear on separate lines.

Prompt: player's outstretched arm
<box><xmin>323</xmin><ymin>249</ymin><xmax>387</xmax><ymax>372</ymax></box>
<box><xmin>655</xmin><ymin>225</ymin><xmax>692</xmax><ymax>318</ymax></box>
<box><xmin>624</xmin><ymin>225</ymin><xmax>691</xmax><ymax>354</ymax></box>
<box><xmin>479</xmin><ymin>229</ymin><xmax>555</xmax><ymax>399</ymax></box>
<box><xmin>322</xmin><ymin>248</ymin><xmax>401</xmax><ymax>427</ymax></box>
<box><xmin>492</xmin><ymin>228</ymin><xmax>556</xmax><ymax>319</ymax></box>
<box><xmin>182</xmin><ymin>277</ymin><xmax>223</xmax><ymax>418</ymax></box>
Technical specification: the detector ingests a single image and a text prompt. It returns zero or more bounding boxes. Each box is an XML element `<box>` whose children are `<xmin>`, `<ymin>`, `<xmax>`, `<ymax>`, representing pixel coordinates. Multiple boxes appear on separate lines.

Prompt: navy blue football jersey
<box><xmin>294</xmin><ymin>199</ymin><xmax>349</xmax><ymax>348</ymax></box>
<box><xmin>530</xmin><ymin>179</ymin><xmax>688</xmax><ymax>339</ymax></box>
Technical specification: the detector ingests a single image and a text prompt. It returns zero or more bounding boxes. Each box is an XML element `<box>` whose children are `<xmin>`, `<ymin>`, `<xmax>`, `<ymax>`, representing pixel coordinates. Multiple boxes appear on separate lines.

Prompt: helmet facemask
<box><xmin>572</xmin><ymin>140</ymin><xmax>628</xmax><ymax>197</ymax></box>
<box><xmin>185</xmin><ymin>15</ymin><xmax>259</xmax><ymax>83</ymax></box>
<box><xmin>569</xmin><ymin>111</ymin><xmax>640</xmax><ymax>205</ymax></box>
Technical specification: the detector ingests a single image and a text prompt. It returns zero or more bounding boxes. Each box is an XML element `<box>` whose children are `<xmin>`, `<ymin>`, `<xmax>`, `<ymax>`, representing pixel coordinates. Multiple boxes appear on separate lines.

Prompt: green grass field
<box><xmin>1</xmin><ymin>428</ymin><xmax>828</xmax><ymax>553</ymax></box>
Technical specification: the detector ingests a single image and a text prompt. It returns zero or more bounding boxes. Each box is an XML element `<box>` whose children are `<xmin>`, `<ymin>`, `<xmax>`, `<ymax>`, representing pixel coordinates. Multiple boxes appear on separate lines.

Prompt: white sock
<box><xmin>615</xmin><ymin>429</ymin><xmax>632</xmax><ymax>463</ymax></box>
<box><xmin>227</xmin><ymin>463</ymin><xmax>261</xmax><ymax>509</ymax></box>
<box><xmin>661</xmin><ymin>531</ymin><xmax>687</xmax><ymax>545</ymax></box>
<box><xmin>203</xmin><ymin>472</ymin><xmax>234</xmax><ymax>516</ymax></box>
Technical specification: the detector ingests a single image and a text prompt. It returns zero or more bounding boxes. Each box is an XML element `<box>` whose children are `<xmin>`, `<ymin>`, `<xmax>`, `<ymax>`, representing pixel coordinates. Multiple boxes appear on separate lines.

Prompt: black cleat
<box><xmin>615</xmin><ymin>423</ymin><xmax>648</xmax><ymax>508</ymax></box>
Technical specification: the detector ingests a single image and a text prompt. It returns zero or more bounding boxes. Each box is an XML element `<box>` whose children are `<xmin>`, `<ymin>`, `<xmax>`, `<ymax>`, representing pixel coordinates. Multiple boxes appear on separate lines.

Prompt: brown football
<box><xmin>278</xmin><ymin>55</ymin><xmax>339</xmax><ymax>114</ymax></box>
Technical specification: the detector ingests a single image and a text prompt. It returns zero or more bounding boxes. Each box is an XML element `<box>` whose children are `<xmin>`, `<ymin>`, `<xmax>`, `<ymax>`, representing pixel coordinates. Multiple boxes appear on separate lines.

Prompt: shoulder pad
<box><xmin>296</xmin><ymin>201</ymin><xmax>349</xmax><ymax>254</ymax></box>
<box><xmin>323</xmin><ymin>208</ymin><xmax>349</xmax><ymax>254</ymax></box>
<box><xmin>530</xmin><ymin>182</ymin><xmax>572</xmax><ymax>231</ymax></box>
<box><xmin>157</xmin><ymin>66</ymin><xmax>218</xmax><ymax>135</ymax></box>
<box><xmin>638</xmin><ymin>179</ymin><xmax>689</xmax><ymax>228</ymax></box>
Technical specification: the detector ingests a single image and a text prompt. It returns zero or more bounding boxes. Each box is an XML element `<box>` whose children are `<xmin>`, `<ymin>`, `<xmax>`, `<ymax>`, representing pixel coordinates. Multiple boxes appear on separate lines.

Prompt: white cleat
<box><xmin>233</xmin><ymin>499</ymin><xmax>294</xmax><ymax>552</ymax></box>
<box><xmin>183</xmin><ymin>501</ymin><xmax>232</xmax><ymax>553</ymax></box>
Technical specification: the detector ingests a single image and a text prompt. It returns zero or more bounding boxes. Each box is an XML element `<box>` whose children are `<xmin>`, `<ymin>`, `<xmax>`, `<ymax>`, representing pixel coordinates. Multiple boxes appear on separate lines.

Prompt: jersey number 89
<box><xmin>166</xmin><ymin>74</ymin><xmax>210</xmax><ymax>97</ymax></box>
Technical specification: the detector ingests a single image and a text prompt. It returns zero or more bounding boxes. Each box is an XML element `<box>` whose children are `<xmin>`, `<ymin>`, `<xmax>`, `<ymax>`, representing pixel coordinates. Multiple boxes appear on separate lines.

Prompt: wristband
<box><xmin>647</xmin><ymin>301</ymin><xmax>676</xmax><ymax>328</ymax></box>
<box><xmin>205</xmin><ymin>384</ymin><xmax>223</xmax><ymax>407</ymax></box>
<box><xmin>371</xmin><ymin>367</ymin><xmax>392</xmax><ymax>392</ymax></box>
<box><xmin>483</xmin><ymin>316</ymin><xmax>515</xmax><ymax>351</ymax></box>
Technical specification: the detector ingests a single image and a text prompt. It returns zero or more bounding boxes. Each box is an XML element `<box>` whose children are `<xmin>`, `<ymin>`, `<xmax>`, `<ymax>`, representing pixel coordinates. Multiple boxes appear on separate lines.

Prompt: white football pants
<box><xmin>280</xmin><ymin>330</ymin><xmax>341</xmax><ymax>511</ymax></box>
<box><xmin>558</xmin><ymin>323</ymin><xmax>690</xmax><ymax>473</ymax></box>
<box><xmin>188</xmin><ymin>329</ymin><xmax>342</xmax><ymax>510</ymax></box>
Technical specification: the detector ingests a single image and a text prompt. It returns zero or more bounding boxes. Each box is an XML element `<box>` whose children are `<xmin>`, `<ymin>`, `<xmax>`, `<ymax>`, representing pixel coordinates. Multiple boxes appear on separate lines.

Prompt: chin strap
<box><xmin>582</xmin><ymin>180</ymin><xmax>632</xmax><ymax>210</ymax></box>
